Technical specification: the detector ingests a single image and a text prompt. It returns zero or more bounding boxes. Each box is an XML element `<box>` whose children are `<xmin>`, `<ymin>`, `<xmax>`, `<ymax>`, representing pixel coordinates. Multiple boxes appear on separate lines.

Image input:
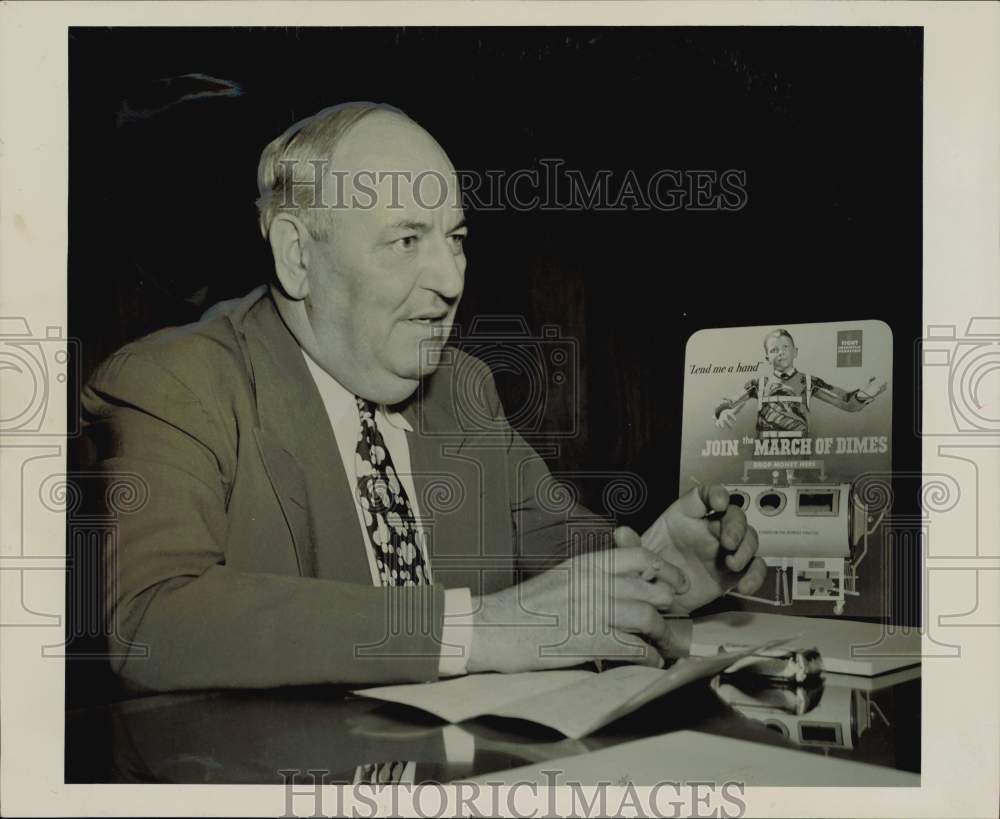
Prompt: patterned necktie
<box><xmin>355</xmin><ymin>760</ymin><xmax>409</xmax><ymax>785</ymax></box>
<box><xmin>354</xmin><ymin>397</ymin><xmax>430</xmax><ymax>586</ymax></box>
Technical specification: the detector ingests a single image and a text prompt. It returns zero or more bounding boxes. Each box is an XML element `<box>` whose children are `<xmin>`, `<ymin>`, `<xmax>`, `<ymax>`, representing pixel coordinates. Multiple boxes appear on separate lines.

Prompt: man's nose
<box><xmin>420</xmin><ymin>235</ymin><xmax>465</xmax><ymax>300</ymax></box>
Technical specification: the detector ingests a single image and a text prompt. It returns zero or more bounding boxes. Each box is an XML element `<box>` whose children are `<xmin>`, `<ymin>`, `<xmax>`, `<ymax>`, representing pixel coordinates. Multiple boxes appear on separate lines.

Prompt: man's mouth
<box><xmin>408</xmin><ymin>314</ymin><xmax>448</xmax><ymax>325</ymax></box>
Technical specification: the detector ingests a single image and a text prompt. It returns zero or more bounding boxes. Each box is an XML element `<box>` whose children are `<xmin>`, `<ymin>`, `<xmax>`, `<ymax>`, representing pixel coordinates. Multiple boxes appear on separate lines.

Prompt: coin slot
<box><xmin>757</xmin><ymin>491</ymin><xmax>787</xmax><ymax>516</ymax></box>
<box><xmin>764</xmin><ymin>720</ymin><xmax>789</xmax><ymax>737</ymax></box>
<box><xmin>799</xmin><ymin>721</ymin><xmax>843</xmax><ymax>746</ymax></box>
<box><xmin>797</xmin><ymin>489</ymin><xmax>840</xmax><ymax>517</ymax></box>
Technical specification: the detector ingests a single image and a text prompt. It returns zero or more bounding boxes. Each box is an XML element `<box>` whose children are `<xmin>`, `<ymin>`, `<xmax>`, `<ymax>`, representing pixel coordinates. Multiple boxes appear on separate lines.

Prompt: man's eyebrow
<box><xmin>385</xmin><ymin>219</ymin><xmax>431</xmax><ymax>233</ymax></box>
<box><xmin>383</xmin><ymin>218</ymin><xmax>468</xmax><ymax>233</ymax></box>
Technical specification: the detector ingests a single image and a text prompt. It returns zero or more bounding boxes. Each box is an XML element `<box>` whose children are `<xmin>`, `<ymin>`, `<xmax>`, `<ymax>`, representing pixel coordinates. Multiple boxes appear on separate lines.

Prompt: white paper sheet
<box><xmin>353</xmin><ymin>669</ymin><xmax>593</xmax><ymax>725</ymax></box>
<box><xmin>465</xmin><ymin>729</ymin><xmax>920</xmax><ymax>787</ymax></box>
<box><xmin>354</xmin><ymin>646</ymin><xmax>774</xmax><ymax>739</ymax></box>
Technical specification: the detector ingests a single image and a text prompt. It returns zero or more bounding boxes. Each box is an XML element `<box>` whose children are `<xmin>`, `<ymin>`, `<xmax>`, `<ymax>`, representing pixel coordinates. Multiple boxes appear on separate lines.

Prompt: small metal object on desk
<box><xmin>718</xmin><ymin>644</ymin><xmax>823</xmax><ymax>684</ymax></box>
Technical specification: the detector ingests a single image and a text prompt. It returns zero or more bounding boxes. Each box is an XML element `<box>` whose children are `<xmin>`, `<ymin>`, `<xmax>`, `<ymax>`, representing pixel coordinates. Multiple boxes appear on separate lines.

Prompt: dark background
<box><xmin>67</xmin><ymin>27</ymin><xmax>923</xmax><ymax>703</ymax></box>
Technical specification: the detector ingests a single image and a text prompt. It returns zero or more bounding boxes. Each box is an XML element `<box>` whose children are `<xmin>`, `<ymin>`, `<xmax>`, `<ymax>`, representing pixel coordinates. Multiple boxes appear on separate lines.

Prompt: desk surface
<box><xmin>66</xmin><ymin>668</ymin><xmax>919</xmax><ymax>786</ymax></box>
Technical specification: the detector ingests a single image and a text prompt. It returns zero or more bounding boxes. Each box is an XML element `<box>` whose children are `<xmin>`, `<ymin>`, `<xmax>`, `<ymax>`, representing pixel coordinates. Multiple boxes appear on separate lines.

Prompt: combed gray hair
<box><xmin>255</xmin><ymin>101</ymin><xmax>410</xmax><ymax>241</ymax></box>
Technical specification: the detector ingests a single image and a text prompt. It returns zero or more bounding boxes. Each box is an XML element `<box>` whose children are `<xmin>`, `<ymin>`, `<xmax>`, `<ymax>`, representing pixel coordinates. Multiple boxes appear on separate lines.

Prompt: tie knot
<box><xmin>355</xmin><ymin>397</ymin><xmax>377</xmax><ymax>417</ymax></box>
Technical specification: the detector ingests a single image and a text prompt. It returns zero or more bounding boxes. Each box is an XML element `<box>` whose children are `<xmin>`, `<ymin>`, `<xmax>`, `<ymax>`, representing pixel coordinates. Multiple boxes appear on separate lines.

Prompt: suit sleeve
<box><xmin>82</xmin><ymin>350</ymin><xmax>445</xmax><ymax>692</ymax></box>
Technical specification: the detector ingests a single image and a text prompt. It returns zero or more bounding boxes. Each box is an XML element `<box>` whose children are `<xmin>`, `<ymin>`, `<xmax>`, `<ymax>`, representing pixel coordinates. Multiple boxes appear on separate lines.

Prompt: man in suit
<box><xmin>82</xmin><ymin>102</ymin><xmax>766</xmax><ymax>693</ymax></box>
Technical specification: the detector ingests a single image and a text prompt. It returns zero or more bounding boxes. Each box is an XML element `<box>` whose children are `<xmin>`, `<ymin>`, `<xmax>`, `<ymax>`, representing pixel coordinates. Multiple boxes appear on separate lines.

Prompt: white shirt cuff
<box><xmin>438</xmin><ymin>587</ymin><xmax>474</xmax><ymax>677</ymax></box>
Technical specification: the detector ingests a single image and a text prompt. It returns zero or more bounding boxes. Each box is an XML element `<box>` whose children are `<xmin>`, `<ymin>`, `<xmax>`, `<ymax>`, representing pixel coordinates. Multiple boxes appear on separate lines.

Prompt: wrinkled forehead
<box><xmin>331</xmin><ymin>113</ymin><xmax>463</xmax><ymax>222</ymax></box>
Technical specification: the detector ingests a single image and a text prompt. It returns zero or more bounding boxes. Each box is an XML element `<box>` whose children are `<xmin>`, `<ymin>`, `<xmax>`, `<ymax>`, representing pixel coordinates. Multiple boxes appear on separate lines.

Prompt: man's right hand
<box><xmin>465</xmin><ymin>546</ymin><xmax>689</xmax><ymax>674</ymax></box>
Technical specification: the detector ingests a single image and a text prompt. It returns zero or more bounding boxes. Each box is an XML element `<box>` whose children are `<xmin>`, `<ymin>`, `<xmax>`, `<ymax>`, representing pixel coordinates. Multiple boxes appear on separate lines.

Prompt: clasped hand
<box><xmin>467</xmin><ymin>484</ymin><xmax>766</xmax><ymax>674</ymax></box>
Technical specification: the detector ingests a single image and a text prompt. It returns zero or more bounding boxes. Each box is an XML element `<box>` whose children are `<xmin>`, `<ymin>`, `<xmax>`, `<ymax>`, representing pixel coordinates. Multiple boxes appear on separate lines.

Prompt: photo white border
<box><xmin>2</xmin><ymin>2</ymin><xmax>998</xmax><ymax>816</ymax></box>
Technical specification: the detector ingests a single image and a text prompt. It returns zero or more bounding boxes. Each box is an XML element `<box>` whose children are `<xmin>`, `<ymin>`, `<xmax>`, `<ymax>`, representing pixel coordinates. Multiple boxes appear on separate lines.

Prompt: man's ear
<box><xmin>268</xmin><ymin>214</ymin><xmax>312</xmax><ymax>301</ymax></box>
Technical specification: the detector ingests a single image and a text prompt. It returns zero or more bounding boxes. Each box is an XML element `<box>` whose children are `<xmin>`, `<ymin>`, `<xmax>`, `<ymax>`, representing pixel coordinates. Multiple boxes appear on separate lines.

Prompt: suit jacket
<box><xmin>82</xmin><ymin>287</ymin><xmax>610</xmax><ymax>692</ymax></box>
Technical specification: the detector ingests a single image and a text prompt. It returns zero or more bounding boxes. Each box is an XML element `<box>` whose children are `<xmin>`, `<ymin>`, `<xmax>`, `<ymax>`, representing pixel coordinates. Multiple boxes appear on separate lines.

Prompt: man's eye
<box><xmin>394</xmin><ymin>235</ymin><xmax>418</xmax><ymax>251</ymax></box>
<box><xmin>448</xmin><ymin>233</ymin><xmax>468</xmax><ymax>254</ymax></box>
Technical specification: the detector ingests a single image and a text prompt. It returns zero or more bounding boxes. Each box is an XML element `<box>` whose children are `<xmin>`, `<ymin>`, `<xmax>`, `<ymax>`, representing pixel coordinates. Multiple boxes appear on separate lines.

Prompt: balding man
<box><xmin>82</xmin><ymin>102</ymin><xmax>765</xmax><ymax>692</ymax></box>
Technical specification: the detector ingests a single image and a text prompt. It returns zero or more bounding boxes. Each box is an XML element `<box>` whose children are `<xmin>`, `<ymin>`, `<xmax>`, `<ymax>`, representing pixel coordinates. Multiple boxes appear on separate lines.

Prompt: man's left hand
<box><xmin>615</xmin><ymin>483</ymin><xmax>767</xmax><ymax>614</ymax></box>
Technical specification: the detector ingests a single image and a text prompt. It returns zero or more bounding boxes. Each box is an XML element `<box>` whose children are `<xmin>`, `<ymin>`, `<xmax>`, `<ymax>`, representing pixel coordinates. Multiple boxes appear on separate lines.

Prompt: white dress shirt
<box><xmin>302</xmin><ymin>350</ymin><xmax>474</xmax><ymax>677</ymax></box>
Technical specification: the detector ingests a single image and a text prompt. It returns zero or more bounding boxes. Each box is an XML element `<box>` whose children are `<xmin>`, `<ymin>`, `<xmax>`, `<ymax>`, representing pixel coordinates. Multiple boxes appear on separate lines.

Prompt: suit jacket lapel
<box><xmin>238</xmin><ymin>294</ymin><xmax>371</xmax><ymax>584</ymax></box>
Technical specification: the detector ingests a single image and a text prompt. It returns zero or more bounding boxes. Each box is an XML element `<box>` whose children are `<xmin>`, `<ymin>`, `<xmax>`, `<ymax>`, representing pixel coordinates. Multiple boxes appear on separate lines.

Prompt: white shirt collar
<box><xmin>301</xmin><ymin>349</ymin><xmax>413</xmax><ymax>432</ymax></box>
